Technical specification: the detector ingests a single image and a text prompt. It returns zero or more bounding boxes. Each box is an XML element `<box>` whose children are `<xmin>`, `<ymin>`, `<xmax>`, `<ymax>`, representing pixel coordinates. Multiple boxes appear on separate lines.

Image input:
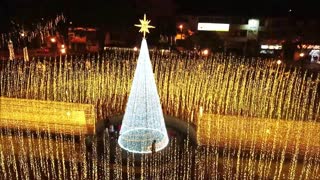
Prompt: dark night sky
<box><xmin>176</xmin><ymin>0</ymin><xmax>316</xmax><ymax>17</ymax></box>
<box><xmin>0</xmin><ymin>0</ymin><xmax>318</xmax><ymax>32</ymax></box>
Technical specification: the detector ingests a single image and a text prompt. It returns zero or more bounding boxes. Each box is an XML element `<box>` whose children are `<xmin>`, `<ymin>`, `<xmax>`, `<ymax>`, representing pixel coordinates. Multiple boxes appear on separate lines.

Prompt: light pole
<box><xmin>179</xmin><ymin>24</ymin><xmax>183</xmax><ymax>40</ymax></box>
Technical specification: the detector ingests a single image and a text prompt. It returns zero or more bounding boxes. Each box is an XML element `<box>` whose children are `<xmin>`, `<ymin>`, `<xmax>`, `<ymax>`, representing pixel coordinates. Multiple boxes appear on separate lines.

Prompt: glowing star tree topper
<box><xmin>134</xmin><ymin>14</ymin><xmax>155</xmax><ymax>38</ymax></box>
<box><xmin>118</xmin><ymin>15</ymin><xmax>169</xmax><ymax>153</ymax></box>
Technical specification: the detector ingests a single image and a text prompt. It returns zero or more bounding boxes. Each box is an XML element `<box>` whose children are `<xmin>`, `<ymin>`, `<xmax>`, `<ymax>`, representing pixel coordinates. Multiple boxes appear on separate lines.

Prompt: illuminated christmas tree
<box><xmin>118</xmin><ymin>14</ymin><xmax>169</xmax><ymax>153</ymax></box>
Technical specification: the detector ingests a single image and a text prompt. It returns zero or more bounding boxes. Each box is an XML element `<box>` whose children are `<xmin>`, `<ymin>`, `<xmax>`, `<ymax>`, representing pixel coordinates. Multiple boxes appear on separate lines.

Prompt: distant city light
<box><xmin>276</xmin><ymin>60</ymin><xmax>282</xmax><ymax>65</ymax></box>
<box><xmin>61</xmin><ymin>44</ymin><xmax>65</xmax><ymax>48</ymax></box>
<box><xmin>248</xmin><ymin>19</ymin><xmax>260</xmax><ymax>30</ymax></box>
<box><xmin>299</xmin><ymin>53</ymin><xmax>305</xmax><ymax>57</ymax></box>
<box><xmin>198</xmin><ymin>23</ymin><xmax>230</xmax><ymax>32</ymax></box>
<box><xmin>60</xmin><ymin>48</ymin><xmax>66</xmax><ymax>54</ymax></box>
<box><xmin>50</xmin><ymin>38</ymin><xmax>56</xmax><ymax>43</ymax></box>
<box><xmin>261</xmin><ymin>44</ymin><xmax>282</xmax><ymax>50</ymax></box>
<box><xmin>21</xmin><ymin>32</ymin><xmax>25</xmax><ymax>37</ymax></box>
<box><xmin>299</xmin><ymin>44</ymin><xmax>320</xmax><ymax>50</ymax></box>
<box><xmin>202</xmin><ymin>49</ymin><xmax>209</xmax><ymax>56</ymax></box>
<box><xmin>133</xmin><ymin>47</ymin><xmax>138</xmax><ymax>51</ymax></box>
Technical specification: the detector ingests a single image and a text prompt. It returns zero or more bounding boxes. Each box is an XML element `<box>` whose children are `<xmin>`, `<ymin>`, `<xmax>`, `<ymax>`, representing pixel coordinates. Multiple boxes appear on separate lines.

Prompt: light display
<box><xmin>0</xmin><ymin>97</ymin><xmax>96</xmax><ymax>135</ymax></box>
<box><xmin>134</xmin><ymin>14</ymin><xmax>155</xmax><ymax>38</ymax></box>
<box><xmin>0</xmin><ymin>48</ymin><xmax>320</xmax><ymax>179</ymax></box>
<box><xmin>8</xmin><ymin>40</ymin><xmax>14</xmax><ymax>60</ymax></box>
<box><xmin>197</xmin><ymin>114</ymin><xmax>320</xmax><ymax>155</ymax></box>
<box><xmin>118</xmin><ymin>38</ymin><xmax>169</xmax><ymax>153</ymax></box>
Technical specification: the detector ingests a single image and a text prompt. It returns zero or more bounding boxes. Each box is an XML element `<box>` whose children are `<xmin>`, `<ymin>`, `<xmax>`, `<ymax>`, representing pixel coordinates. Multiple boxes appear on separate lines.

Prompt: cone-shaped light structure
<box><xmin>118</xmin><ymin>38</ymin><xmax>169</xmax><ymax>153</ymax></box>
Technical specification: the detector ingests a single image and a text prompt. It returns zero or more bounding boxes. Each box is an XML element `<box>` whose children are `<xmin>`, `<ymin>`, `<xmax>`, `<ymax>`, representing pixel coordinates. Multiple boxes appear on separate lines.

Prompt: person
<box><xmin>151</xmin><ymin>140</ymin><xmax>156</xmax><ymax>154</ymax></box>
<box><xmin>109</xmin><ymin>124</ymin><xmax>115</xmax><ymax>138</ymax></box>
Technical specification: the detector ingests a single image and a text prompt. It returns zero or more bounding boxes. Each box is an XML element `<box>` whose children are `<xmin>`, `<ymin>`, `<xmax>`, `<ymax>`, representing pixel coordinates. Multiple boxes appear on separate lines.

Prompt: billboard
<box><xmin>248</xmin><ymin>19</ymin><xmax>260</xmax><ymax>30</ymax></box>
<box><xmin>247</xmin><ymin>19</ymin><xmax>260</xmax><ymax>40</ymax></box>
<box><xmin>197</xmin><ymin>23</ymin><xmax>230</xmax><ymax>32</ymax></box>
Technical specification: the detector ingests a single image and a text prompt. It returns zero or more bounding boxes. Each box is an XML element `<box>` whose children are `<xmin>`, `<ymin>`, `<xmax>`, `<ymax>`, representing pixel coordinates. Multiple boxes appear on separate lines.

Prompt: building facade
<box><xmin>176</xmin><ymin>15</ymin><xmax>320</xmax><ymax>60</ymax></box>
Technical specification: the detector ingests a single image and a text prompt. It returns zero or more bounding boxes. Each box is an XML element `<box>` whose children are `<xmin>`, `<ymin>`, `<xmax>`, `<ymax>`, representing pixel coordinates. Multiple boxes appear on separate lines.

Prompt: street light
<box><xmin>50</xmin><ymin>37</ymin><xmax>56</xmax><ymax>43</ymax></box>
<box><xmin>276</xmin><ymin>60</ymin><xmax>282</xmax><ymax>65</ymax></box>
<box><xmin>60</xmin><ymin>48</ymin><xmax>66</xmax><ymax>54</ymax></box>
<box><xmin>202</xmin><ymin>49</ymin><xmax>209</xmax><ymax>56</ymax></box>
<box><xmin>60</xmin><ymin>44</ymin><xmax>66</xmax><ymax>54</ymax></box>
<box><xmin>179</xmin><ymin>24</ymin><xmax>183</xmax><ymax>40</ymax></box>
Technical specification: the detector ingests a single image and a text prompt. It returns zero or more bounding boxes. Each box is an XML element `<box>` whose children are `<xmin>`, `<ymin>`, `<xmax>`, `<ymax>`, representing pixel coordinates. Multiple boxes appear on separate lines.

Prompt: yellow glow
<box><xmin>202</xmin><ymin>49</ymin><xmax>209</xmax><ymax>56</ymax></box>
<box><xmin>266</xmin><ymin>129</ymin><xmax>270</xmax><ymax>134</ymax></box>
<box><xmin>134</xmin><ymin>14</ymin><xmax>155</xmax><ymax>38</ymax></box>
<box><xmin>197</xmin><ymin>114</ymin><xmax>320</xmax><ymax>156</ymax></box>
<box><xmin>60</xmin><ymin>48</ymin><xmax>66</xmax><ymax>54</ymax></box>
<box><xmin>133</xmin><ymin>46</ymin><xmax>138</xmax><ymax>51</ymax></box>
<box><xmin>0</xmin><ymin>97</ymin><xmax>95</xmax><ymax>135</ymax></box>
<box><xmin>299</xmin><ymin>52</ymin><xmax>305</xmax><ymax>57</ymax></box>
<box><xmin>50</xmin><ymin>37</ymin><xmax>56</xmax><ymax>43</ymax></box>
<box><xmin>261</xmin><ymin>44</ymin><xmax>282</xmax><ymax>50</ymax></box>
<box><xmin>276</xmin><ymin>59</ymin><xmax>282</xmax><ymax>65</ymax></box>
<box><xmin>175</xmin><ymin>34</ymin><xmax>185</xmax><ymax>40</ymax></box>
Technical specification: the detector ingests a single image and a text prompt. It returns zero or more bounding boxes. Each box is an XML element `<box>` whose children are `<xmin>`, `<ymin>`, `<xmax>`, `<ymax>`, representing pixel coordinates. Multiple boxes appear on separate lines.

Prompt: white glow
<box><xmin>202</xmin><ymin>49</ymin><xmax>209</xmax><ymax>56</ymax></box>
<box><xmin>274</xmin><ymin>45</ymin><xmax>282</xmax><ymax>50</ymax></box>
<box><xmin>197</xmin><ymin>23</ymin><xmax>230</xmax><ymax>32</ymax></box>
<box><xmin>276</xmin><ymin>60</ymin><xmax>282</xmax><ymax>65</ymax></box>
<box><xmin>118</xmin><ymin>38</ymin><xmax>169</xmax><ymax>153</ymax></box>
<box><xmin>50</xmin><ymin>38</ymin><xmax>56</xmax><ymax>43</ymax></box>
<box><xmin>269</xmin><ymin>45</ymin><xmax>275</xmax><ymax>49</ymax></box>
<box><xmin>248</xmin><ymin>19</ymin><xmax>260</xmax><ymax>30</ymax></box>
<box><xmin>261</xmin><ymin>45</ymin><xmax>282</xmax><ymax>50</ymax></box>
<box><xmin>310</xmin><ymin>50</ymin><xmax>320</xmax><ymax>64</ymax></box>
<box><xmin>60</xmin><ymin>48</ymin><xmax>66</xmax><ymax>54</ymax></box>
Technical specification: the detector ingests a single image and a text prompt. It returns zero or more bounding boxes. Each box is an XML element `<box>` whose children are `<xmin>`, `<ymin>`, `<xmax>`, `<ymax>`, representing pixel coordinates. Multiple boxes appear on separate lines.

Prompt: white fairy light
<box><xmin>118</xmin><ymin>38</ymin><xmax>169</xmax><ymax>153</ymax></box>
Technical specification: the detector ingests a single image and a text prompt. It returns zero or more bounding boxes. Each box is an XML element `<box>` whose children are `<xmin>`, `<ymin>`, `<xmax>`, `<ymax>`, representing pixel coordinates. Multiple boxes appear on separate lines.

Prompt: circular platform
<box><xmin>118</xmin><ymin>128</ymin><xmax>169</xmax><ymax>153</ymax></box>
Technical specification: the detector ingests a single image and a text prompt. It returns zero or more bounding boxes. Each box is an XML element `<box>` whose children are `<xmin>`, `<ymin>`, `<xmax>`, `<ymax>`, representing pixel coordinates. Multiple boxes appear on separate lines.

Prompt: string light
<box><xmin>118</xmin><ymin>38</ymin><xmax>169</xmax><ymax>153</ymax></box>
